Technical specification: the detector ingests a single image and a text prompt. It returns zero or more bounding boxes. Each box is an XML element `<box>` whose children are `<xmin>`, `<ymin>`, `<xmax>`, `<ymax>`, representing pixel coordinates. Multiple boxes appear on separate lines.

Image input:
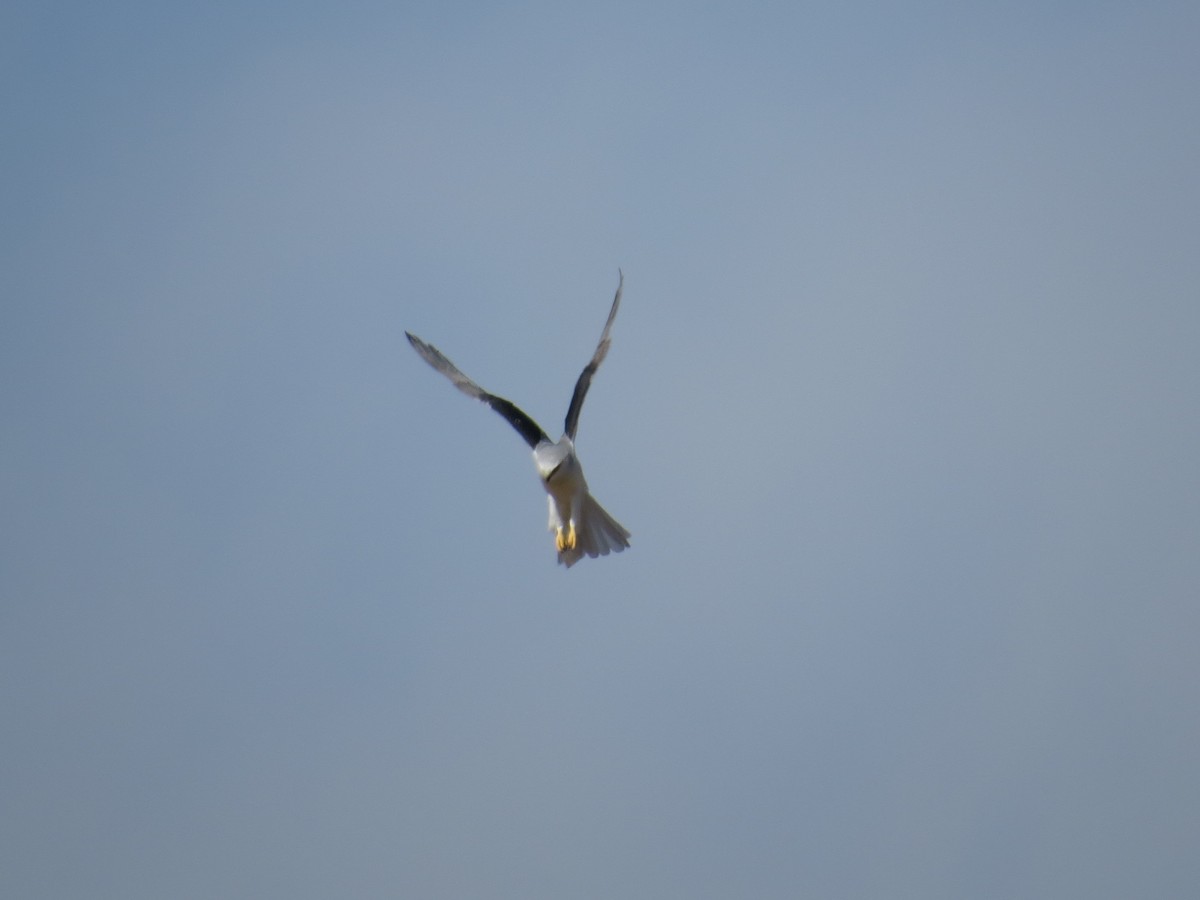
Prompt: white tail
<box><xmin>558</xmin><ymin>493</ymin><xmax>631</xmax><ymax>568</ymax></box>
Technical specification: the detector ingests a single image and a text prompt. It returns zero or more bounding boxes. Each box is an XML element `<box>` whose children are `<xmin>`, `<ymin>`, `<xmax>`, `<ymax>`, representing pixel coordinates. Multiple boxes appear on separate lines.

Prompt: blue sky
<box><xmin>3</xmin><ymin>2</ymin><xmax>1199</xmax><ymax>897</ymax></box>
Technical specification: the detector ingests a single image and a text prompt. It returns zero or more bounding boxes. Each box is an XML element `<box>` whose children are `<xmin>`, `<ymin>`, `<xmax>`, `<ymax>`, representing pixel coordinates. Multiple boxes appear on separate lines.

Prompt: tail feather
<box><xmin>558</xmin><ymin>493</ymin><xmax>631</xmax><ymax>568</ymax></box>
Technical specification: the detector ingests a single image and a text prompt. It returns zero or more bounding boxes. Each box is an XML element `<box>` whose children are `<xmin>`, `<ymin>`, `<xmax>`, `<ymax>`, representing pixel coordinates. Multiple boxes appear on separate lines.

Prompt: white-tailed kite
<box><xmin>405</xmin><ymin>273</ymin><xmax>630</xmax><ymax>568</ymax></box>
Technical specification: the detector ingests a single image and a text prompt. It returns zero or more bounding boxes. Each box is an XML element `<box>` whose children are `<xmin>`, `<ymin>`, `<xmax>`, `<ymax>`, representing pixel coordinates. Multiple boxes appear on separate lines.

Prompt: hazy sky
<box><xmin>3</xmin><ymin>2</ymin><xmax>1198</xmax><ymax>897</ymax></box>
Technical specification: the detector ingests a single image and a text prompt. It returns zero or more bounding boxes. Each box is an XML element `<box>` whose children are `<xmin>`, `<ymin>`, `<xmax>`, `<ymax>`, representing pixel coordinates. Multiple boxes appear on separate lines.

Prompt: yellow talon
<box><xmin>554</xmin><ymin>523</ymin><xmax>577</xmax><ymax>552</ymax></box>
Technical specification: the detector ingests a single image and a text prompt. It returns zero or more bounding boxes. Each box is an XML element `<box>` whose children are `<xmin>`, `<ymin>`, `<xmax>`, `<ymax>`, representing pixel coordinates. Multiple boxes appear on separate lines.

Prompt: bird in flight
<box><xmin>405</xmin><ymin>273</ymin><xmax>630</xmax><ymax>567</ymax></box>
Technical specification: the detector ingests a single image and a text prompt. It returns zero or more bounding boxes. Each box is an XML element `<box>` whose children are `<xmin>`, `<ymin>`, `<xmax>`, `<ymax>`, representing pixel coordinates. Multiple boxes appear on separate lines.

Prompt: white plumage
<box><xmin>405</xmin><ymin>274</ymin><xmax>630</xmax><ymax>568</ymax></box>
<box><xmin>535</xmin><ymin>437</ymin><xmax>631</xmax><ymax>567</ymax></box>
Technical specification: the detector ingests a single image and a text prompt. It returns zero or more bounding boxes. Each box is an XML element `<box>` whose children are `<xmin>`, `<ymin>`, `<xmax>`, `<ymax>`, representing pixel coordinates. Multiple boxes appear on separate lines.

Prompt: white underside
<box><xmin>535</xmin><ymin>438</ymin><xmax>630</xmax><ymax>568</ymax></box>
<box><xmin>547</xmin><ymin>490</ymin><xmax>631</xmax><ymax>568</ymax></box>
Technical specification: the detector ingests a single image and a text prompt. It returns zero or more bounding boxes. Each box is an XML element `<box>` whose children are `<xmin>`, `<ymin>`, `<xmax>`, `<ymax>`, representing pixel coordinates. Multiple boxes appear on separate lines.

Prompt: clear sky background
<box><xmin>3</xmin><ymin>2</ymin><xmax>1198</xmax><ymax>897</ymax></box>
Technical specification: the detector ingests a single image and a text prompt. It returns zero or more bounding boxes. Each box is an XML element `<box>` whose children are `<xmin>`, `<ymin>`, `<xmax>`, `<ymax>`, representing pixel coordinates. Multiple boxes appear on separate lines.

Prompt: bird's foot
<box><xmin>555</xmin><ymin>523</ymin><xmax>577</xmax><ymax>551</ymax></box>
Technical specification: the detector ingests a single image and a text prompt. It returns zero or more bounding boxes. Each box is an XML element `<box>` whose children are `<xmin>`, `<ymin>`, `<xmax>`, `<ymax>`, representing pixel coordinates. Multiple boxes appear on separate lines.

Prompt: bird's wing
<box><xmin>405</xmin><ymin>331</ymin><xmax>550</xmax><ymax>449</ymax></box>
<box><xmin>563</xmin><ymin>271</ymin><xmax>623</xmax><ymax>441</ymax></box>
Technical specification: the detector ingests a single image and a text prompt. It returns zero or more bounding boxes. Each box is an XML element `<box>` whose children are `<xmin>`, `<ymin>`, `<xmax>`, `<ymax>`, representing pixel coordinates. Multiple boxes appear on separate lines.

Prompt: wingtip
<box><xmin>405</xmin><ymin>330</ymin><xmax>434</xmax><ymax>359</ymax></box>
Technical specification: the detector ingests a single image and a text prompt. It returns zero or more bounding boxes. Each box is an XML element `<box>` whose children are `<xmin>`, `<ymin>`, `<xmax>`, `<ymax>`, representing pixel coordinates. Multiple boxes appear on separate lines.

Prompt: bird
<box><xmin>404</xmin><ymin>273</ymin><xmax>630</xmax><ymax>568</ymax></box>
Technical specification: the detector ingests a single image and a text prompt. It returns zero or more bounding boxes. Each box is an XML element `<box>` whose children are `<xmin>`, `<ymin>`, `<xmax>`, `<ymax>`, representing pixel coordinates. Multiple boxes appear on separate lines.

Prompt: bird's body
<box><xmin>405</xmin><ymin>274</ymin><xmax>630</xmax><ymax>567</ymax></box>
<box><xmin>535</xmin><ymin>436</ymin><xmax>630</xmax><ymax>567</ymax></box>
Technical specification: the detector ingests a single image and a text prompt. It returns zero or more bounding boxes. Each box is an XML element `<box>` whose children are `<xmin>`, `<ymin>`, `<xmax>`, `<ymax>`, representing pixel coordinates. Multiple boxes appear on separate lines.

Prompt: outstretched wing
<box><xmin>405</xmin><ymin>331</ymin><xmax>550</xmax><ymax>449</ymax></box>
<box><xmin>563</xmin><ymin>271</ymin><xmax>623</xmax><ymax>441</ymax></box>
